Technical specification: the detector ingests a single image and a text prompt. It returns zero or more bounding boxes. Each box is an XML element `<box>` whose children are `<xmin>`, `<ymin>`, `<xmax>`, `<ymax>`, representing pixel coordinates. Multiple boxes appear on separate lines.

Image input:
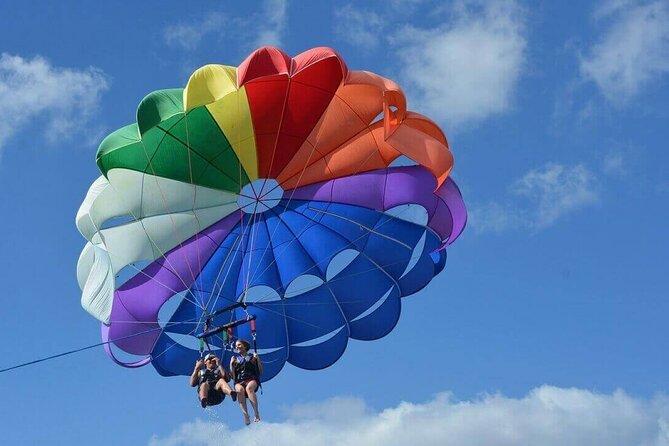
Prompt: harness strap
<box><xmin>248</xmin><ymin>318</ymin><xmax>262</xmax><ymax>394</ymax></box>
<box><xmin>198</xmin><ymin>338</ymin><xmax>206</xmax><ymax>358</ymax></box>
<box><xmin>250</xmin><ymin>318</ymin><xmax>258</xmax><ymax>354</ymax></box>
<box><xmin>202</xmin><ymin>318</ymin><xmax>213</xmax><ymax>353</ymax></box>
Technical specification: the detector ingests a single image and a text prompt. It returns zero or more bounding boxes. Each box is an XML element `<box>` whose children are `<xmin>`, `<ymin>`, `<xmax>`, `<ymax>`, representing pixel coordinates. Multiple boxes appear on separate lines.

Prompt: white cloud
<box><xmin>148</xmin><ymin>386</ymin><xmax>669</xmax><ymax>446</ymax></box>
<box><xmin>163</xmin><ymin>1</ymin><xmax>287</xmax><ymax>53</ymax></box>
<box><xmin>580</xmin><ymin>0</ymin><xmax>669</xmax><ymax>103</ymax></box>
<box><xmin>389</xmin><ymin>0</ymin><xmax>432</xmax><ymax>7</ymax></box>
<box><xmin>254</xmin><ymin>0</ymin><xmax>288</xmax><ymax>48</ymax></box>
<box><xmin>512</xmin><ymin>163</ymin><xmax>600</xmax><ymax>228</ymax></box>
<box><xmin>0</xmin><ymin>53</ymin><xmax>109</xmax><ymax>154</ymax></box>
<box><xmin>334</xmin><ymin>5</ymin><xmax>385</xmax><ymax>50</ymax></box>
<box><xmin>593</xmin><ymin>0</ymin><xmax>639</xmax><ymax>19</ymax></box>
<box><xmin>602</xmin><ymin>151</ymin><xmax>628</xmax><ymax>176</ymax></box>
<box><xmin>470</xmin><ymin>163</ymin><xmax>599</xmax><ymax>233</ymax></box>
<box><xmin>468</xmin><ymin>201</ymin><xmax>528</xmax><ymax>234</ymax></box>
<box><xmin>163</xmin><ymin>12</ymin><xmax>225</xmax><ymax>50</ymax></box>
<box><xmin>393</xmin><ymin>0</ymin><xmax>526</xmax><ymax>127</ymax></box>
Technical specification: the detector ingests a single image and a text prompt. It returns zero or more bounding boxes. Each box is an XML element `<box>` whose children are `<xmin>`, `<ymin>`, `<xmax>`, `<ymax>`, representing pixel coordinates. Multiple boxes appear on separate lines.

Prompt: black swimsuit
<box><xmin>198</xmin><ymin>368</ymin><xmax>225</xmax><ymax>405</ymax></box>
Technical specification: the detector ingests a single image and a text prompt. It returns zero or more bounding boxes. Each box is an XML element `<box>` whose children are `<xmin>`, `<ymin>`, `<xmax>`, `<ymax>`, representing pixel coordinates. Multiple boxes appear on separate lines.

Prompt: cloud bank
<box><xmin>0</xmin><ymin>53</ymin><xmax>109</xmax><ymax>154</ymax></box>
<box><xmin>580</xmin><ymin>0</ymin><xmax>669</xmax><ymax>103</ymax></box>
<box><xmin>149</xmin><ymin>386</ymin><xmax>669</xmax><ymax>446</ymax></box>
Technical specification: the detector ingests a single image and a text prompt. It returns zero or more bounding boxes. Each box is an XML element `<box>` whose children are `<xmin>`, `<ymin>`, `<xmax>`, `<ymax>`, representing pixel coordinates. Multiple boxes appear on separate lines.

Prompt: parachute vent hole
<box><xmin>157</xmin><ymin>289</ymin><xmax>196</xmax><ymax>329</ymax></box>
<box><xmin>290</xmin><ymin>326</ymin><xmax>345</xmax><ymax>347</ymax></box>
<box><xmin>285</xmin><ymin>275</ymin><xmax>324</xmax><ymax>298</ymax></box>
<box><xmin>238</xmin><ymin>179</ymin><xmax>284</xmax><ymax>214</ymax></box>
<box><xmin>100</xmin><ymin>215</ymin><xmax>135</xmax><ymax>230</ymax></box>
<box><xmin>389</xmin><ymin>156</ymin><xmax>417</xmax><ymax>168</ymax></box>
<box><xmin>351</xmin><ymin>287</ymin><xmax>394</xmax><ymax>322</ymax></box>
<box><xmin>384</xmin><ymin>204</ymin><xmax>429</xmax><ymax>226</ymax></box>
<box><xmin>243</xmin><ymin>285</ymin><xmax>280</xmax><ymax>303</ymax></box>
<box><xmin>400</xmin><ymin>232</ymin><xmax>427</xmax><ymax>279</ymax></box>
<box><xmin>326</xmin><ymin>249</ymin><xmax>360</xmax><ymax>281</ymax></box>
<box><xmin>115</xmin><ymin>260</ymin><xmax>152</xmax><ymax>287</ymax></box>
<box><xmin>165</xmin><ymin>332</ymin><xmax>203</xmax><ymax>350</ymax></box>
<box><xmin>372</xmin><ymin>111</ymin><xmax>385</xmax><ymax>125</ymax></box>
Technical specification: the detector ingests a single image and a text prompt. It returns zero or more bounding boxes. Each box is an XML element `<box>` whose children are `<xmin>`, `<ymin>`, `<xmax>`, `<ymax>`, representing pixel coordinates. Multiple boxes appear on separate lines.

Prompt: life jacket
<box><xmin>199</xmin><ymin>367</ymin><xmax>223</xmax><ymax>385</ymax></box>
<box><xmin>233</xmin><ymin>354</ymin><xmax>259</xmax><ymax>383</ymax></box>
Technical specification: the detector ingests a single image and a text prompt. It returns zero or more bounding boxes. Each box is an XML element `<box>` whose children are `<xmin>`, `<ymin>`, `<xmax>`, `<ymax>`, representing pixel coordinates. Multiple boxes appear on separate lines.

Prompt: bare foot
<box><xmin>244</xmin><ymin>414</ymin><xmax>251</xmax><ymax>426</ymax></box>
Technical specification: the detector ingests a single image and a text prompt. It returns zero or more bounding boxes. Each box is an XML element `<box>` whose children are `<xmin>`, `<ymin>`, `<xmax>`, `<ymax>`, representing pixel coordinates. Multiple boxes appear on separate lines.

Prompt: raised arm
<box><xmin>190</xmin><ymin>359</ymin><xmax>203</xmax><ymax>387</ymax></box>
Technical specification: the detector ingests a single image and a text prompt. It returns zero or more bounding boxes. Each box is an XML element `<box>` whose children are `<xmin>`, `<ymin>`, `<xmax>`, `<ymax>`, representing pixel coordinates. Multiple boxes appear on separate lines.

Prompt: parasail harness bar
<box><xmin>203</xmin><ymin>301</ymin><xmax>248</xmax><ymax>322</ymax></box>
<box><xmin>197</xmin><ymin>314</ymin><xmax>257</xmax><ymax>340</ymax></box>
<box><xmin>197</xmin><ymin>301</ymin><xmax>256</xmax><ymax>341</ymax></box>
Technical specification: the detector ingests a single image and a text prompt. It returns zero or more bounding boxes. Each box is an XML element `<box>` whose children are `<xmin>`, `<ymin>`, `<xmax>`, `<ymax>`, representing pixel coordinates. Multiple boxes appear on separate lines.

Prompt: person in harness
<box><xmin>230</xmin><ymin>339</ymin><xmax>262</xmax><ymax>425</ymax></box>
<box><xmin>190</xmin><ymin>353</ymin><xmax>237</xmax><ymax>408</ymax></box>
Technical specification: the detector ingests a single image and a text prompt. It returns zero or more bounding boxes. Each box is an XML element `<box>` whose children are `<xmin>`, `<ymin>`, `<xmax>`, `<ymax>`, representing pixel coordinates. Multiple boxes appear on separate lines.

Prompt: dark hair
<box><xmin>236</xmin><ymin>339</ymin><xmax>251</xmax><ymax>351</ymax></box>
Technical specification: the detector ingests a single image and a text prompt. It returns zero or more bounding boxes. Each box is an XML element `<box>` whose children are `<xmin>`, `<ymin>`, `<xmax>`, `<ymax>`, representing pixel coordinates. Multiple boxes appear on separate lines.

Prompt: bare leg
<box><xmin>245</xmin><ymin>381</ymin><xmax>260</xmax><ymax>422</ymax></box>
<box><xmin>235</xmin><ymin>383</ymin><xmax>251</xmax><ymax>425</ymax></box>
<box><xmin>216</xmin><ymin>379</ymin><xmax>237</xmax><ymax>401</ymax></box>
<box><xmin>199</xmin><ymin>382</ymin><xmax>209</xmax><ymax>407</ymax></box>
<box><xmin>215</xmin><ymin>379</ymin><xmax>232</xmax><ymax>396</ymax></box>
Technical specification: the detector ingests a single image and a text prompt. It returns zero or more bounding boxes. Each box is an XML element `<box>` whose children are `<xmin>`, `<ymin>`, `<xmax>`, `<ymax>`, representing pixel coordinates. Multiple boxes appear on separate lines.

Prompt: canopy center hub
<box><xmin>237</xmin><ymin>179</ymin><xmax>284</xmax><ymax>214</ymax></box>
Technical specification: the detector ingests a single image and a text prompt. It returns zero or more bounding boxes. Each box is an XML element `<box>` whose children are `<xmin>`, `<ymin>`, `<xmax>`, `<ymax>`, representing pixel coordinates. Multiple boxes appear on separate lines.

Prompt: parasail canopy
<box><xmin>75</xmin><ymin>46</ymin><xmax>467</xmax><ymax>380</ymax></box>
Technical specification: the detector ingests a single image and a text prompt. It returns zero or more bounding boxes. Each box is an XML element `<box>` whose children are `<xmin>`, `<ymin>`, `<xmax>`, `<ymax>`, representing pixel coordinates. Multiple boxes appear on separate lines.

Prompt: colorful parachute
<box><xmin>75</xmin><ymin>47</ymin><xmax>467</xmax><ymax>380</ymax></box>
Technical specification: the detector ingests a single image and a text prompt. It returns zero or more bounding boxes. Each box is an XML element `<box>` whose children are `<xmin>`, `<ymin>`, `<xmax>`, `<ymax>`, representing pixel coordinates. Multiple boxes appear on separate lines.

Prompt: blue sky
<box><xmin>1</xmin><ymin>0</ymin><xmax>668</xmax><ymax>444</ymax></box>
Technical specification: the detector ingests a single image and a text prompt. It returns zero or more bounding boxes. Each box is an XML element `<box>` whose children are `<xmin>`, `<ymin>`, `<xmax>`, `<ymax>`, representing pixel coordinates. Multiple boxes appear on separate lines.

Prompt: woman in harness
<box><xmin>190</xmin><ymin>353</ymin><xmax>237</xmax><ymax>408</ymax></box>
<box><xmin>230</xmin><ymin>339</ymin><xmax>263</xmax><ymax>425</ymax></box>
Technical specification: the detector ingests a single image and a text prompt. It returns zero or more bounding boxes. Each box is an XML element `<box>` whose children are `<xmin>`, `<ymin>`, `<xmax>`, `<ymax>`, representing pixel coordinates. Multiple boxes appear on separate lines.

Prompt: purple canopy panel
<box><xmin>435</xmin><ymin>179</ymin><xmax>467</xmax><ymax>247</ymax></box>
<box><xmin>101</xmin><ymin>323</ymin><xmax>152</xmax><ymax>368</ymax></box>
<box><xmin>105</xmin><ymin>212</ymin><xmax>241</xmax><ymax>358</ymax></box>
<box><xmin>289</xmin><ymin>166</ymin><xmax>465</xmax><ymax>247</ymax></box>
<box><xmin>329</xmin><ymin>169</ymin><xmax>388</xmax><ymax>208</ymax></box>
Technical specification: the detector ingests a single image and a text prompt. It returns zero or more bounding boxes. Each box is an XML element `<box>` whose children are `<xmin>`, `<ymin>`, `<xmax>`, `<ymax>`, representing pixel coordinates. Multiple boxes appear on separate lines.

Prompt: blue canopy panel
<box><xmin>288</xmin><ymin>325</ymin><xmax>349</xmax><ymax>370</ymax></box>
<box><xmin>285</xmin><ymin>201</ymin><xmax>442</xmax><ymax>293</ymax></box>
<box><xmin>235</xmin><ymin>213</ymin><xmax>284</xmax><ymax>297</ymax></box>
<box><xmin>262</xmin><ymin>211</ymin><xmax>324</xmax><ymax>283</ymax></box>
<box><xmin>277</xmin><ymin>285</ymin><xmax>349</xmax><ymax>369</ymax></box>
<box><xmin>151</xmin><ymin>197</ymin><xmax>445</xmax><ymax>379</ymax></box>
<box><xmin>163</xmin><ymin>291</ymin><xmax>206</xmax><ymax>336</ymax></box>
<box><xmin>191</xmin><ymin>222</ymin><xmax>248</xmax><ymax>308</ymax></box>
<box><xmin>151</xmin><ymin>332</ymin><xmax>206</xmax><ymax>377</ymax></box>
<box><xmin>325</xmin><ymin>254</ymin><xmax>402</xmax><ymax>340</ymax></box>
<box><xmin>395</xmin><ymin>233</ymin><xmax>444</xmax><ymax>296</ymax></box>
